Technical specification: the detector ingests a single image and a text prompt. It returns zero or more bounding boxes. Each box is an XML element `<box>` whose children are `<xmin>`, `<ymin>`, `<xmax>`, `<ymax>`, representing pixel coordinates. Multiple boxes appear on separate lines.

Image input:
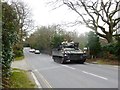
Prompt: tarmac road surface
<box><xmin>24</xmin><ymin>48</ymin><xmax>119</xmax><ymax>88</ymax></box>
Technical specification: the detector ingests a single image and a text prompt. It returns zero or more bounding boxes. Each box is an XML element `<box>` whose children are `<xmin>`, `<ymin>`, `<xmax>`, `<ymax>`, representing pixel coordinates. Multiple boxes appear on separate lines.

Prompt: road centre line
<box><xmin>35</xmin><ymin>69</ymin><xmax>52</xmax><ymax>88</ymax></box>
<box><xmin>62</xmin><ymin>65</ymin><xmax>108</xmax><ymax>80</ymax></box>
<box><xmin>62</xmin><ymin>65</ymin><xmax>76</xmax><ymax>70</ymax></box>
<box><xmin>82</xmin><ymin>71</ymin><xmax>108</xmax><ymax>80</ymax></box>
<box><xmin>31</xmin><ymin>72</ymin><xmax>42</xmax><ymax>88</ymax></box>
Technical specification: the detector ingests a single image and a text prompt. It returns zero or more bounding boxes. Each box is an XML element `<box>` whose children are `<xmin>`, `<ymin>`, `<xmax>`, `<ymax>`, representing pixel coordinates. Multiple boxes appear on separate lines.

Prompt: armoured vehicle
<box><xmin>52</xmin><ymin>41</ymin><xmax>87</xmax><ymax>64</ymax></box>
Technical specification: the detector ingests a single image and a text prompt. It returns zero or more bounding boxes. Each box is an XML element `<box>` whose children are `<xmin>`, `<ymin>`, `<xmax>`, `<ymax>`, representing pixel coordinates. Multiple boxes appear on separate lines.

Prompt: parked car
<box><xmin>29</xmin><ymin>49</ymin><xmax>35</xmax><ymax>53</ymax></box>
<box><xmin>34</xmin><ymin>50</ymin><xmax>40</xmax><ymax>54</ymax></box>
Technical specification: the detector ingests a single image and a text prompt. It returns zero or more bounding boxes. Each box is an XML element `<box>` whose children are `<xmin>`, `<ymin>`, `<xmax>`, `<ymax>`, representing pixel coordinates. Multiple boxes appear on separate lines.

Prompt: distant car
<box><xmin>29</xmin><ymin>49</ymin><xmax>35</xmax><ymax>53</ymax></box>
<box><xmin>34</xmin><ymin>50</ymin><xmax>40</xmax><ymax>54</ymax></box>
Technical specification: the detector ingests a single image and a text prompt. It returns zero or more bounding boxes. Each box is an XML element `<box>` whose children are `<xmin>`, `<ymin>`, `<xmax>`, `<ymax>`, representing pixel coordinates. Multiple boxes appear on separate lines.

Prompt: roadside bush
<box><xmin>102</xmin><ymin>42</ymin><xmax>120</xmax><ymax>60</ymax></box>
<box><xmin>114</xmin><ymin>42</ymin><xmax>120</xmax><ymax>60</ymax></box>
<box><xmin>13</xmin><ymin>43</ymin><xmax>23</xmax><ymax>58</ymax></box>
<box><xmin>13</xmin><ymin>50</ymin><xmax>23</xmax><ymax>58</ymax></box>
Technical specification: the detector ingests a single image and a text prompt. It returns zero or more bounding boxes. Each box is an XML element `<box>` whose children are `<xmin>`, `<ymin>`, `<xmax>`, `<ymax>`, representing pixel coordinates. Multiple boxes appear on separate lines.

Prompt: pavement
<box><xmin>22</xmin><ymin>47</ymin><xmax>119</xmax><ymax>89</ymax></box>
<box><xmin>11</xmin><ymin>59</ymin><xmax>29</xmax><ymax>71</ymax></box>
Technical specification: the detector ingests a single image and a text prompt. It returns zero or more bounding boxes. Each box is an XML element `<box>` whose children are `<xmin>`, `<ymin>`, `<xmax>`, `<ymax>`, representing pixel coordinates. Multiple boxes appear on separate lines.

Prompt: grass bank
<box><xmin>86</xmin><ymin>58</ymin><xmax>119</xmax><ymax>65</ymax></box>
<box><xmin>9</xmin><ymin>68</ymin><xmax>35</xmax><ymax>88</ymax></box>
<box><xmin>15</xmin><ymin>56</ymin><xmax>24</xmax><ymax>61</ymax></box>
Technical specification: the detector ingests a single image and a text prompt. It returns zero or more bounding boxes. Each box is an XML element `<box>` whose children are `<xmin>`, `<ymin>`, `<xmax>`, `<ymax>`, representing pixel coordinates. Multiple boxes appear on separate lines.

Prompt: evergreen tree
<box><xmin>87</xmin><ymin>31</ymin><xmax>101</xmax><ymax>58</ymax></box>
<box><xmin>51</xmin><ymin>34</ymin><xmax>64</xmax><ymax>48</ymax></box>
<box><xmin>2</xmin><ymin>2</ymin><xmax>19</xmax><ymax>87</ymax></box>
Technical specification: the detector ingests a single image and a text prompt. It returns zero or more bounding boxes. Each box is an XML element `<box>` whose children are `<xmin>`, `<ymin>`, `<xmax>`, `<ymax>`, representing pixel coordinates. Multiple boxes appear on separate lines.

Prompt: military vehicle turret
<box><xmin>52</xmin><ymin>41</ymin><xmax>87</xmax><ymax>64</ymax></box>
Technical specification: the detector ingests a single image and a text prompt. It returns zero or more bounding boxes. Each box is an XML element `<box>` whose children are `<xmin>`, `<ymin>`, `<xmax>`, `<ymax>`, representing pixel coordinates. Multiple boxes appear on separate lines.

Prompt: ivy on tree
<box><xmin>87</xmin><ymin>31</ymin><xmax>101</xmax><ymax>58</ymax></box>
<box><xmin>2</xmin><ymin>2</ymin><xmax>19</xmax><ymax>78</ymax></box>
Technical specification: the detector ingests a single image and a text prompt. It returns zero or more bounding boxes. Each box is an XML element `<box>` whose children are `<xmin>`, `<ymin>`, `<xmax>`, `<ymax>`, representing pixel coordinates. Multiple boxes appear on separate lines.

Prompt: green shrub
<box><xmin>13</xmin><ymin>43</ymin><xmax>23</xmax><ymax>58</ymax></box>
<box><xmin>114</xmin><ymin>42</ymin><xmax>120</xmax><ymax>60</ymax></box>
<box><xmin>87</xmin><ymin>31</ymin><xmax>101</xmax><ymax>58</ymax></box>
<box><xmin>102</xmin><ymin>42</ymin><xmax>120</xmax><ymax>60</ymax></box>
<box><xmin>14</xmin><ymin>50</ymin><xmax>23</xmax><ymax>57</ymax></box>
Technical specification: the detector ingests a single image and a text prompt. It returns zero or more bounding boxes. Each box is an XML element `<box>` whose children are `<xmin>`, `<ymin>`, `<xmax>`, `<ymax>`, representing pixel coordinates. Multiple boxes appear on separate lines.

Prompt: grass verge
<box><xmin>86</xmin><ymin>58</ymin><xmax>119</xmax><ymax>65</ymax></box>
<box><xmin>9</xmin><ymin>68</ymin><xmax>35</xmax><ymax>88</ymax></box>
<box><xmin>15</xmin><ymin>56</ymin><xmax>24</xmax><ymax>61</ymax></box>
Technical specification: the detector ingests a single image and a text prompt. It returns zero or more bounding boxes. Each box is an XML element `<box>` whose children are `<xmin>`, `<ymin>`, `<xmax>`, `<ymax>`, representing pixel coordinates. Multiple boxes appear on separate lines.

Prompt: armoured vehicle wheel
<box><xmin>53</xmin><ymin>56</ymin><xmax>57</xmax><ymax>62</ymax></box>
<box><xmin>52</xmin><ymin>56</ymin><xmax>55</xmax><ymax>62</ymax></box>
<box><xmin>60</xmin><ymin>57</ymin><xmax>66</xmax><ymax>64</ymax></box>
<box><xmin>80</xmin><ymin>61</ymin><xmax>84</xmax><ymax>64</ymax></box>
<box><xmin>53</xmin><ymin>58</ymin><xmax>56</xmax><ymax>62</ymax></box>
<box><xmin>77</xmin><ymin>59</ymin><xmax>86</xmax><ymax>64</ymax></box>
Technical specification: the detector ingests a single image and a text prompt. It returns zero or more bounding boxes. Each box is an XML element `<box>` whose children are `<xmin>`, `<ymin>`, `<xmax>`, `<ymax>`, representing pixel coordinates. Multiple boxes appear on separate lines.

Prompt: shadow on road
<box><xmin>52</xmin><ymin>60</ymin><xmax>87</xmax><ymax>65</ymax></box>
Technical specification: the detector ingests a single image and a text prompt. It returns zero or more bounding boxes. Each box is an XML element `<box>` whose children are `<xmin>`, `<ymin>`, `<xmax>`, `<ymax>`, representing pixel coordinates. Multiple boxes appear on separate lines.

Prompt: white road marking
<box><xmin>62</xmin><ymin>65</ymin><xmax>108</xmax><ymax>80</ymax></box>
<box><xmin>62</xmin><ymin>65</ymin><xmax>76</xmax><ymax>70</ymax></box>
<box><xmin>35</xmin><ymin>69</ymin><xmax>52</xmax><ymax>88</ymax></box>
<box><xmin>82</xmin><ymin>71</ymin><xmax>108</xmax><ymax>80</ymax></box>
<box><xmin>31</xmin><ymin>72</ymin><xmax>42</xmax><ymax>88</ymax></box>
<box><xmin>34</xmin><ymin>69</ymin><xmax>37</xmax><ymax>72</ymax></box>
<box><xmin>113</xmin><ymin>66</ymin><xmax>118</xmax><ymax>68</ymax></box>
<box><xmin>85</xmin><ymin>62</ymin><xmax>90</xmax><ymax>64</ymax></box>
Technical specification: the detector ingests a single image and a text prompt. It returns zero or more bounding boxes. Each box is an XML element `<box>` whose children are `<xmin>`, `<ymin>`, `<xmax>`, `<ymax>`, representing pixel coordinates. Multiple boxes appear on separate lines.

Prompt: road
<box><xmin>24</xmin><ymin>48</ymin><xmax>118</xmax><ymax>88</ymax></box>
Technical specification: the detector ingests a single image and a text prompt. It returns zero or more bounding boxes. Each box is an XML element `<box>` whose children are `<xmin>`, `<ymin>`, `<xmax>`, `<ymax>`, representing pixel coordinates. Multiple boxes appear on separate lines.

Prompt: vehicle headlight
<box><xmin>62</xmin><ymin>51</ymin><xmax>67</xmax><ymax>54</ymax></box>
<box><xmin>64</xmin><ymin>54</ymin><xmax>67</xmax><ymax>56</ymax></box>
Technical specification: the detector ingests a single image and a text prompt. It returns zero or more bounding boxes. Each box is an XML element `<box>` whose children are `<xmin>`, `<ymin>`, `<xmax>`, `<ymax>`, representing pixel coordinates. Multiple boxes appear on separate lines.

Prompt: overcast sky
<box><xmin>23</xmin><ymin>0</ymin><xmax>91</xmax><ymax>34</ymax></box>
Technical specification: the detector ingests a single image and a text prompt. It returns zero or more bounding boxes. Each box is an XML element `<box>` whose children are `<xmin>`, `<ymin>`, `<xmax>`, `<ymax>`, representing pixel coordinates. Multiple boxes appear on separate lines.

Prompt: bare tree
<box><xmin>11</xmin><ymin>0</ymin><xmax>34</xmax><ymax>42</ymax></box>
<box><xmin>50</xmin><ymin>0</ymin><xmax>120</xmax><ymax>43</ymax></box>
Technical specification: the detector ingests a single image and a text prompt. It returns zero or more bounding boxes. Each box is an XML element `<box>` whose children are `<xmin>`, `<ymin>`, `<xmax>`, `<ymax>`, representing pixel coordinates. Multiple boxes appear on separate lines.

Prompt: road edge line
<box><xmin>35</xmin><ymin>70</ymin><xmax>52</xmax><ymax>88</ymax></box>
<box><xmin>31</xmin><ymin>71</ymin><xmax>42</xmax><ymax>88</ymax></box>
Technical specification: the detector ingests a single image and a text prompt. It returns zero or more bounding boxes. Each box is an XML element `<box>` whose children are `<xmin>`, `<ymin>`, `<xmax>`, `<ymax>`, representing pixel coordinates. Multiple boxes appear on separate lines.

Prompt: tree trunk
<box><xmin>106</xmin><ymin>33</ymin><xmax>113</xmax><ymax>43</ymax></box>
